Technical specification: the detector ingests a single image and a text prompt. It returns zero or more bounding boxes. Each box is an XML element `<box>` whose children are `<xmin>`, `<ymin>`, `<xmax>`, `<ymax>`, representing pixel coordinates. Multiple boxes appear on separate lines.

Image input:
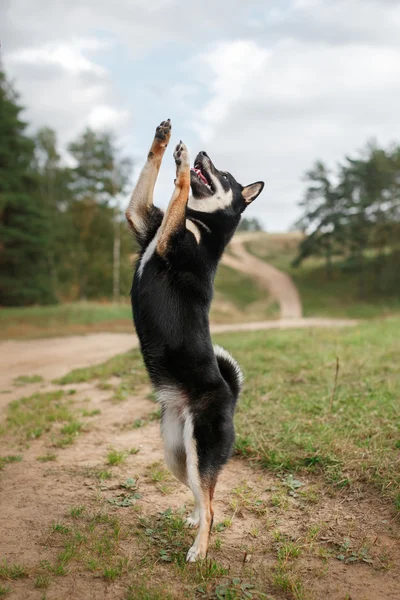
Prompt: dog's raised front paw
<box><xmin>173</xmin><ymin>141</ymin><xmax>189</xmax><ymax>171</ymax></box>
<box><xmin>154</xmin><ymin>119</ymin><xmax>171</xmax><ymax>143</ymax></box>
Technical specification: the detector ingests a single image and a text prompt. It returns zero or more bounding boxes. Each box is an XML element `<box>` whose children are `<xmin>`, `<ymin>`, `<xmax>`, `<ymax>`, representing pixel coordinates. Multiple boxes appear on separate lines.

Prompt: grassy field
<box><xmin>0</xmin><ymin>265</ymin><xmax>271</xmax><ymax>340</ymax></box>
<box><xmin>56</xmin><ymin>317</ymin><xmax>400</xmax><ymax>509</ymax></box>
<box><xmin>1</xmin><ymin>319</ymin><xmax>399</xmax><ymax>598</ymax></box>
<box><xmin>245</xmin><ymin>233</ymin><xmax>400</xmax><ymax>319</ymax></box>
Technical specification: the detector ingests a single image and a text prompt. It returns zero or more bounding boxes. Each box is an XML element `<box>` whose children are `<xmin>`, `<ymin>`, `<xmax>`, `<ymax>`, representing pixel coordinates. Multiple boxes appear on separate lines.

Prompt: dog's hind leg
<box><xmin>125</xmin><ymin>119</ymin><xmax>171</xmax><ymax>243</ymax></box>
<box><xmin>183</xmin><ymin>410</ymin><xmax>215</xmax><ymax>561</ymax></box>
<box><xmin>156</xmin><ymin>141</ymin><xmax>191</xmax><ymax>257</ymax></box>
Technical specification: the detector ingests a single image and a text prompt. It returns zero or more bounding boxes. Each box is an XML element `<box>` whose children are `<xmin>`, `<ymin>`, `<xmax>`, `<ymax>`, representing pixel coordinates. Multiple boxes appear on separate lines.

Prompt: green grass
<box><xmin>0</xmin><ymin>301</ymin><xmax>133</xmax><ymax>340</ymax></box>
<box><xmin>13</xmin><ymin>374</ymin><xmax>44</xmax><ymax>386</ymax></box>
<box><xmin>106</xmin><ymin>449</ymin><xmax>126</xmax><ymax>466</ymax></box>
<box><xmin>36</xmin><ymin>454</ymin><xmax>57</xmax><ymax>462</ymax></box>
<box><xmin>54</xmin><ymin>349</ymin><xmax>147</xmax><ymax>387</ymax></box>
<box><xmin>0</xmin><ymin>560</ymin><xmax>27</xmax><ymax>580</ymax></box>
<box><xmin>218</xmin><ymin>319</ymin><xmax>400</xmax><ymax>507</ymax></box>
<box><xmin>3</xmin><ymin>390</ymin><xmax>75</xmax><ymax>441</ymax></box>
<box><xmin>245</xmin><ymin>234</ymin><xmax>400</xmax><ymax>319</ymax></box>
<box><xmin>214</xmin><ymin>264</ymin><xmax>265</xmax><ymax>310</ymax></box>
<box><xmin>0</xmin><ymin>455</ymin><xmax>22</xmax><ymax>470</ymax></box>
<box><xmin>54</xmin><ymin>318</ymin><xmax>400</xmax><ymax>509</ymax></box>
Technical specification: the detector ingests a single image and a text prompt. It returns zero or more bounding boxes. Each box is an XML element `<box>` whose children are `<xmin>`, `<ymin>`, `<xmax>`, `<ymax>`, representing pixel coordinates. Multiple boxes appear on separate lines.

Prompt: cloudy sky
<box><xmin>2</xmin><ymin>0</ymin><xmax>400</xmax><ymax>230</ymax></box>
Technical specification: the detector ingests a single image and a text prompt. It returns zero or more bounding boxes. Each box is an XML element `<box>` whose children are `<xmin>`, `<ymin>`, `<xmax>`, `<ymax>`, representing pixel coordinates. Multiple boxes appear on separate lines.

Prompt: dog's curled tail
<box><xmin>213</xmin><ymin>345</ymin><xmax>244</xmax><ymax>399</ymax></box>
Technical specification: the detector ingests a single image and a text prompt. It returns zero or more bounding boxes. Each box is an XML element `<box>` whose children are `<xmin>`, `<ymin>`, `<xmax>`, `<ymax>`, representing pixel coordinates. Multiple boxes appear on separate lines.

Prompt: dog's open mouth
<box><xmin>191</xmin><ymin>163</ymin><xmax>213</xmax><ymax>191</ymax></box>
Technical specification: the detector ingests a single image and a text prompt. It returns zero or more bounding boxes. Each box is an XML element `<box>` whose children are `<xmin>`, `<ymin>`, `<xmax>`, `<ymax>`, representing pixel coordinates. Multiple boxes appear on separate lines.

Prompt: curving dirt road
<box><xmin>222</xmin><ymin>235</ymin><xmax>303</xmax><ymax>319</ymax></box>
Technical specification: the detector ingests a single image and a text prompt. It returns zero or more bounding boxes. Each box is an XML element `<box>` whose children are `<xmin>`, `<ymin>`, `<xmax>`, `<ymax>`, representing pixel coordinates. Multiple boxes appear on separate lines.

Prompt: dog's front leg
<box><xmin>156</xmin><ymin>141</ymin><xmax>190</xmax><ymax>257</ymax></box>
<box><xmin>125</xmin><ymin>119</ymin><xmax>171</xmax><ymax>243</ymax></box>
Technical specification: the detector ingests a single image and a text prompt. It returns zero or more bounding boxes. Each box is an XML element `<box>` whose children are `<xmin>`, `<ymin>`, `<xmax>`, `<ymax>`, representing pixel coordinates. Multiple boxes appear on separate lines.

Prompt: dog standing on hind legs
<box><xmin>126</xmin><ymin>119</ymin><xmax>264</xmax><ymax>561</ymax></box>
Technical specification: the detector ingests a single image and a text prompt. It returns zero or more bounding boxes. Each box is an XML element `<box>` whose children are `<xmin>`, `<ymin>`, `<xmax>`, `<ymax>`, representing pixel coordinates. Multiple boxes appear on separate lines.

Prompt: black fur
<box><xmin>130</xmin><ymin>150</ymin><xmax>263</xmax><ymax>483</ymax></box>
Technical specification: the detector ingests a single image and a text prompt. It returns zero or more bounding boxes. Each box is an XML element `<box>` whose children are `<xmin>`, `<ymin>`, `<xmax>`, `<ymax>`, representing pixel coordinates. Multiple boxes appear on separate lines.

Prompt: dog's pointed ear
<box><xmin>242</xmin><ymin>181</ymin><xmax>264</xmax><ymax>204</ymax></box>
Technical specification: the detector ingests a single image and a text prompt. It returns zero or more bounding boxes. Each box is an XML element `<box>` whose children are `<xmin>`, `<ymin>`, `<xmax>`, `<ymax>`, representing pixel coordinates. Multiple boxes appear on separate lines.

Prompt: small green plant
<box><xmin>13</xmin><ymin>374</ymin><xmax>43</xmax><ymax>386</ymax></box>
<box><xmin>36</xmin><ymin>454</ymin><xmax>57</xmax><ymax>462</ymax></box>
<box><xmin>34</xmin><ymin>574</ymin><xmax>50</xmax><ymax>589</ymax></box>
<box><xmin>195</xmin><ymin>559</ymin><xmax>228</xmax><ymax>583</ymax></box>
<box><xmin>0</xmin><ymin>455</ymin><xmax>22</xmax><ymax>470</ymax></box>
<box><xmin>70</xmin><ymin>506</ymin><xmax>85</xmax><ymax>518</ymax></box>
<box><xmin>52</xmin><ymin>523</ymin><xmax>70</xmax><ymax>535</ymax></box>
<box><xmin>0</xmin><ymin>584</ymin><xmax>10</xmax><ymax>597</ymax></box>
<box><xmin>60</xmin><ymin>421</ymin><xmax>83</xmax><ymax>436</ymax></box>
<box><xmin>82</xmin><ymin>409</ymin><xmax>101</xmax><ymax>417</ymax></box>
<box><xmin>0</xmin><ymin>560</ymin><xmax>26</xmax><ymax>580</ymax></box>
<box><xmin>107</xmin><ymin>450</ymin><xmax>126</xmax><ymax>466</ymax></box>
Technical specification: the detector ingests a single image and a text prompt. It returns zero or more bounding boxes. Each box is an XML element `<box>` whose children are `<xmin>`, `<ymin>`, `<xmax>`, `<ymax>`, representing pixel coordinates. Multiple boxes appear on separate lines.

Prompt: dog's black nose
<box><xmin>199</xmin><ymin>151</ymin><xmax>208</xmax><ymax>158</ymax></box>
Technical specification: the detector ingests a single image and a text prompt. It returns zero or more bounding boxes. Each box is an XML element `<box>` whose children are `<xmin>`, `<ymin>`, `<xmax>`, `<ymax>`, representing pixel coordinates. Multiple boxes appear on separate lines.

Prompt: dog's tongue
<box><xmin>191</xmin><ymin>167</ymin><xmax>208</xmax><ymax>186</ymax></box>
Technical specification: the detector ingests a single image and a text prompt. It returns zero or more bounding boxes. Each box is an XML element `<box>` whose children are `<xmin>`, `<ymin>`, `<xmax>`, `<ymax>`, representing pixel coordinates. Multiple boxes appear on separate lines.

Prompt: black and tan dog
<box><xmin>126</xmin><ymin>119</ymin><xmax>264</xmax><ymax>561</ymax></box>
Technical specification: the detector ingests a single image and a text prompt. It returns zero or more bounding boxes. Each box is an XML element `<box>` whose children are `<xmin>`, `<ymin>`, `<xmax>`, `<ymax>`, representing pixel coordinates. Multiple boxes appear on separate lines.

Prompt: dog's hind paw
<box><xmin>186</xmin><ymin>543</ymin><xmax>205</xmax><ymax>562</ymax></box>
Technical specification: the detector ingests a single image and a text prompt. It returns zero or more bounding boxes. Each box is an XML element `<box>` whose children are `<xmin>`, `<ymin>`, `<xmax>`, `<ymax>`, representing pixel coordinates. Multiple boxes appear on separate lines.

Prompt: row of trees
<box><xmin>294</xmin><ymin>141</ymin><xmax>400</xmax><ymax>294</ymax></box>
<box><xmin>0</xmin><ymin>68</ymin><xmax>135</xmax><ymax>306</ymax></box>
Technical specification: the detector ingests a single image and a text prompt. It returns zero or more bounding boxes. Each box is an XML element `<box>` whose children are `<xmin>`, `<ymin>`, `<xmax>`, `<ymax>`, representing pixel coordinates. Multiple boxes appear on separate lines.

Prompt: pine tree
<box><xmin>0</xmin><ymin>70</ymin><xmax>55</xmax><ymax>305</ymax></box>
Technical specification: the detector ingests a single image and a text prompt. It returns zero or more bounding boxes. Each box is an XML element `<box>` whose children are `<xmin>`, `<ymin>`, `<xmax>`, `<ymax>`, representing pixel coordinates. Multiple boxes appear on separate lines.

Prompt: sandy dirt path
<box><xmin>0</xmin><ymin>317</ymin><xmax>357</xmax><ymax>394</ymax></box>
<box><xmin>223</xmin><ymin>235</ymin><xmax>303</xmax><ymax>319</ymax></box>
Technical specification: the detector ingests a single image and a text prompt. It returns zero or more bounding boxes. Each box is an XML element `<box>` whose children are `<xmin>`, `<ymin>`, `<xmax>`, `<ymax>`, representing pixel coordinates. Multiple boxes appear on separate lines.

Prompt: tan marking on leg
<box><xmin>125</xmin><ymin>119</ymin><xmax>171</xmax><ymax>235</ymax></box>
<box><xmin>157</xmin><ymin>141</ymin><xmax>190</xmax><ymax>257</ymax></box>
<box><xmin>186</xmin><ymin>483</ymin><xmax>215</xmax><ymax>562</ymax></box>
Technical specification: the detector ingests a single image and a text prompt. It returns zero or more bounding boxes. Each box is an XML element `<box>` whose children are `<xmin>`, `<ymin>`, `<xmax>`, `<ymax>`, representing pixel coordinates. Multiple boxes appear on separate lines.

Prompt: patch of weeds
<box><xmin>138</xmin><ymin>508</ymin><xmax>191</xmax><ymax>566</ymax></box>
<box><xmin>197</xmin><ymin>578</ymin><xmax>261</xmax><ymax>600</ymax></box>
<box><xmin>107</xmin><ymin>449</ymin><xmax>126</xmax><ymax>466</ymax></box>
<box><xmin>0</xmin><ymin>560</ymin><xmax>27</xmax><ymax>580</ymax></box>
<box><xmin>0</xmin><ymin>455</ymin><xmax>22</xmax><ymax>470</ymax></box>
<box><xmin>129</xmin><ymin>447</ymin><xmax>139</xmax><ymax>455</ymax></box>
<box><xmin>126</xmin><ymin>582</ymin><xmax>174</xmax><ymax>600</ymax></box>
<box><xmin>70</xmin><ymin>506</ymin><xmax>85</xmax><ymax>518</ymax></box>
<box><xmin>147</xmin><ymin>461</ymin><xmax>170</xmax><ymax>483</ymax></box>
<box><xmin>13</xmin><ymin>374</ymin><xmax>43</xmax><ymax>386</ymax></box>
<box><xmin>54</xmin><ymin>348</ymin><xmax>148</xmax><ymax>389</ymax></box>
<box><xmin>52</xmin><ymin>523</ymin><xmax>70</xmax><ymax>535</ymax></box>
<box><xmin>335</xmin><ymin>538</ymin><xmax>374</xmax><ymax>566</ymax></box>
<box><xmin>67</xmin><ymin>389</ymin><xmax>76</xmax><ymax>395</ymax></box>
<box><xmin>281</xmin><ymin>474</ymin><xmax>305</xmax><ymax>497</ymax></box>
<box><xmin>214</xmin><ymin>537</ymin><xmax>223</xmax><ymax>551</ymax></box>
<box><xmin>61</xmin><ymin>421</ymin><xmax>83</xmax><ymax>436</ymax></box>
<box><xmin>97</xmin><ymin>381</ymin><xmax>114</xmax><ymax>391</ymax></box>
<box><xmin>112</xmin><ymin>383</ymin><xmax>130</xmax><ymax>403</ymax></box>
<box><xmin>195</xmin><ymin>559</ymin><xmax>228</xmax><ymax>583</ymax></box>
<box><xmin>231</xmin><ymin>483</ymin><xmax>266</xmax><ymax>516</ymax></box>
<box><xmin>277</xmin><ymin>542</ymin><xmax>302</xmax><ymax>562</ymax></box>
<box><xmin>6</xmin><ymin>390</ymin><xmax>74</xmax><ymax>441</ymax></box>
<box><xmin>82</xmin><ymin>409</ymin><xmax>101</xmax><ymax>417</ymax></box>
<box><xmin>97</xmin><ymin>469</ymin><xmax>112</xmax><ymax>480</ymax></box>
<box><xmin>215</xmin><ymin>518</ymin><xmax>232</xmax><ymax>533</ymax></box>
<box><xmin>36</xmin><ymin>453</ymin><xmax>57</xmax><ymax>462</ymax></box>
<box><xmin>103</xmin><ymin>559</ymin><xmax>127</xmax><ymax>581</ymax></box>
<box><xmin>108</xmin><ymin>478</ymin><xmax>142</xmax><ymax>506</ymax></box>
<box><xmin>271</xmin><ymin>568</ymin><xmax>307</xmax><ymax>600</ymax></box>
<box><xmin>0</xmin><ymin>584</ymin><xmax>10</xmax><ymax>597</ymax></box>
<box><xmin>34</xmin><ymin>574</ymin><xmax>50</xmax><ymax>589</ymax></box>
<box><xmin>132</xmin><ymin>418</ymin><xmax>146</xmax><ymax>429</ymax></box>
<box><xmin>47</xmin><ymin>511</ymin><xmax>129</xmax><ymax>580</ymax></box>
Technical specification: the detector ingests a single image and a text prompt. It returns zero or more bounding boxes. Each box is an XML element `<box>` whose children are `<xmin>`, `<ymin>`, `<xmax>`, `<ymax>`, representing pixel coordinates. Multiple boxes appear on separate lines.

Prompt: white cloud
<box><xmin>7</xmin><ymin>39</ymin><xmax>107</xmax><ymax>75</ymax></box>
<box><xmin>2</xmin><ymin>0</ymin><xmax>400</xmax><ymax>229</ymax></box>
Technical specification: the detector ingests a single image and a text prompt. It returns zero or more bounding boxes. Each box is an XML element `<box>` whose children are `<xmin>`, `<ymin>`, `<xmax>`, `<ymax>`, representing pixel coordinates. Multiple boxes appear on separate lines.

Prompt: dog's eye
<box><xmin>222</xmin><ymin>173</ymin><xmax>228</xmax><ymax>180</ymax></box>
